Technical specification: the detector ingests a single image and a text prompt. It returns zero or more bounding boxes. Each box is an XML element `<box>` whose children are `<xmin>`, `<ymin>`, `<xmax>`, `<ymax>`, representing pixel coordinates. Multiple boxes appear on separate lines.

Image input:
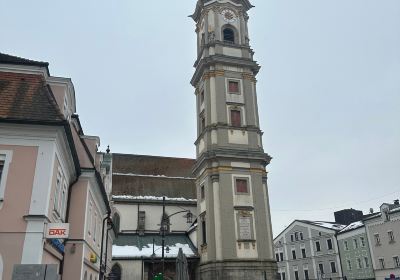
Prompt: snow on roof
<box><xmin>339</xmin><ymin>221</ymin><xmax>364</xmax><ymax>233</ymax></box>
<box><xmin>113</xmin><ymin>243</ymin><xmax>197</xmax><ymax>258</ymax></box>
<box><xmin>113</xmin><ymin>172</ymin><xmax>195</xmax><ymax>180</ymax></box>
<box><xmin>112</xmin><ymin>195</ymin><xmax>197</xmax><ymax>202</ymax></box>
<box><xmin>301</xmin><ymin>221</ymin><xmax>346</xmax><ymax>231</ymax></box>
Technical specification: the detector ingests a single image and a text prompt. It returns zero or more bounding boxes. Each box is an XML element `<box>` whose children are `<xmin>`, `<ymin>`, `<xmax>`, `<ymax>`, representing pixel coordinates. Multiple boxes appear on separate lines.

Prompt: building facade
<box><xmin>110</xmin><ymin>154</ymin><xmax>199</xmax><ymax>280</ymax></box>
<box><xmin>190</xmin><ymin>0</ymin><xmax>276</xmax><ymax>278</ymax></box>
<box><xmin>274</xmin><ymin>220</ymin><xmax>345</xmax><ymax>280</ymax></box>
<box><xmin>364</xmin><ymin>201</ymin><xmax>400</xmax><ymax>280</ymax></box>
<box><xmin>337</xmin><ymin>222</ymin><xmax>375</xmax><ymax>280</ymax></box>
<box><xmin>0</xmin><ymin>53</ymin><xmax>114</xmax><ymax>280</ymax></box>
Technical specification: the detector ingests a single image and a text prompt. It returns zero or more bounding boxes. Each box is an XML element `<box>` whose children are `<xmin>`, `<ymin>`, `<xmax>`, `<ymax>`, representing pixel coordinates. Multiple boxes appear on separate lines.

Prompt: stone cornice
<box><xmin>191</xmin><ymin>54</ymin><xmax>260</xmax><ymax>86</ymax></box>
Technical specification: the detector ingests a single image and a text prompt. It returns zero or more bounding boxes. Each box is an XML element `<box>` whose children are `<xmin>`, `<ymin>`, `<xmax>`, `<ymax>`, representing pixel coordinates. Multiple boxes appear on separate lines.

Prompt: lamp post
<box><xmin>160</xmin><ymin>196</ymin><xmax>194</xmax><ymax>280</ymax></box>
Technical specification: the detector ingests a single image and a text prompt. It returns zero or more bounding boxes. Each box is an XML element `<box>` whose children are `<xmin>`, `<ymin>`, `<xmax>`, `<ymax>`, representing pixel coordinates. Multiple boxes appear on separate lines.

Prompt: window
<box><xmin>360</xmin><ymin>236</ymin><xmax>365</xmax><ymax>247</ymax></box>
<box><xmin>388</xmin><ymin>231</ymin><xmax>395</xmax><ymax>242</ymax></box>
<box><xmin>281</xmin><ymin>272</ymin><xmax>286</xmax><ymax>280</ymax></box>
<box><xmin>53</xmin><ymin>170</ymin><xmax>62</xmax><ymax>213</ymax></box>
<box><xmin>330</xmin><ymin>262</ymin><xmax>337</xmax><ymax>273</ymax></box>
<box><xmin>327</xmin><ymin>239</ymin><xmax>333</xmax><ymax>250</ymax></box>
<box><xmin>290</xmin><ymin>235</ymin><xmax>294</xmax><ymax>242</ymax></box>
<box><xmin>110</xmin><ymin>263</ymin><xmax>122</xmax><ymax>280</ymax></box>
<box><xmin>200</xmin><ymin>90</ymin><xmax>204</xmax><ymax>103</ymax></box>
<box><xmin>292</xmin><ymin>249</ymin><xmax>296</xmax><ymax>260</ymax></box>
<box><xmin>300</xmin><ymin>232</ymin><xmax>303</xmax><ymax>240</ymax></box>
<box><xmin>235</xmin><ymin>178</ymin><xmax>248</xmax><ymax>194</ymax></box>
<box><xmin>357</xmin><ymin>258</ymin><xmax>362</xmax><ymax>269</ymax></box>
<box><xmin>230</xmin><ymin>109</ymin><xmax>241</xmax><ymax>127</ymax></box>
<box><xmin>379</xmin><ymin>258</ymin><xmax>385</xmax><ymax>269</ymax></box>
<box><xmin>294</xmin><ymin>232</ymin><xmax>299</xmax><ymax>241</ymax></box>
<box><xmin>301</xmin><ymin>248</ymin><xmax>306</xmax><ymax>258</ymax></box>
<box><xmin>318</xmin><ymin>263</ymin><xmax>324</xmax><ymax>274</ymax></box>
<box><xmin>138</xmin><ymin>211</ymin><xmax>146</xmax><ymax>233</ymax></box>
<box><xmin>294</xmin><ymin>271</ymin><xmax>299</xmax><ymax>280</ymax></box>
<box><xmin>304</xmin><ymin>270</ymin><xmax>309</xmax><ymax>280</ymax></box>
<box><xmin>0</xmin><ymin>158</ymin><xmax>4</xmax><ymax>185</ymax></box>
<box><xmin>383</xmin><ymin>209</ymin><xmax>390</xmax><ymax>221</ymax></box>
<box><xmin>316</xmin><ymin>241</ymin><xmax>321</xmax><ymax>252</ymax></box>
<box><xmin>374</xmin><ymin>234</ymin><xmax>380</xmax><ymax>245</ymax></box>
<box><xmin>347</xmin><ymin>260</ymin><xmax>352</xmax><ymax>270</ymax></box>
<box><xmin>279</xmin><ymin>252</ymin><xmax>284</xmax><ymax>261</ymax></box>
<box><xmin>228</xmin><ymin>81</ymin><xmax>239</xmax><ymax>93</ymax></box>
<box><xmin>201</xmin><ymin>214</ymin><xmax>207</xmax><ymax>245</ymax></box>
<box><xmin>60</xmin><ymin>182</ymin><xmax>67</xmax><ymax>219</ymax></box>
<box><xmin>88</xmin><ymin>202</ymin><xmax>93</xmax><ymax>235</ymax></box>
<box><xmin>223</xmin><ymin>28</ymin><xmax>235</xmax><ymax>43</ymax></box>
<box><xmin>364</xmin><ymin>257</ymin><xmax>369</xmax><ymax>268</ymax></box>
<box><xmin>200</xmin><ymin>185</ymin><xmax>205</xmax><ymax>200</ymax></box>
<box><xmin>93</xmin><ymin>212</ymin><xmax>98</xmax><ymax>241</ymax></box>
<box><xmin>113</xmin><ymin>213</ymin><xmax>120</xmax><ymax>233</ymax></box>
<box><xmin>353</xmin><ymin>239</ymin><xmax>358</xmax><ymax>249</ymax></box>
<box><xmin>200</xmin><ymin>115</ymin><xmax>205</xmax><ymax>131</ymax></box>
<box><xmin>344</xmin><ymin>241</ymin><xmax>349</xmax><ymax>250</ymax></box>
<box><xmin>276</xmin><ymin>253</ymin><xmax>280</xmax><ymax>262</ymax></box>
<box><xmin>394</xmin><ymin>256</ymin><xmax>400</xmax><ymax>267</ymax></box>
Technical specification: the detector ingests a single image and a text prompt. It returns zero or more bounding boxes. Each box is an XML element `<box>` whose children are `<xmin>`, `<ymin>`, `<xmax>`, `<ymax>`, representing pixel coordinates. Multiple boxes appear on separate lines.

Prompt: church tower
<box><xmin>190</xmin><ymin>0</ymin><xmax>277</xmax><ymax>279</ymax></box>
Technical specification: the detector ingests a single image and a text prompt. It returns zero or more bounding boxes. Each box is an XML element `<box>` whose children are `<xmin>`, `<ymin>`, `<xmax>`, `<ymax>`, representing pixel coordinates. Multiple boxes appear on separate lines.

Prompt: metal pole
<box><xmin>99</xmin><ymin>215</ymin><xmax>109</xmax><ymax>280</ymax></box>
<box><xmin>152</xmin><ymin>238</ymin><xmax>155</xmax><ymax>279</ymax></box>
<box><xmin>162</xmin><ymin>196</ymin><xmax>165</xmax><ymax>280</ymax></box>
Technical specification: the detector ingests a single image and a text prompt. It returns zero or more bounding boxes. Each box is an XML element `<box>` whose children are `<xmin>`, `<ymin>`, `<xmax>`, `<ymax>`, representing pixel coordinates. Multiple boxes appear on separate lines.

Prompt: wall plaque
<box><xmin>239</xmin><ymin>216</ymin><xmax>251</xmax><ymax>240</ymax></box>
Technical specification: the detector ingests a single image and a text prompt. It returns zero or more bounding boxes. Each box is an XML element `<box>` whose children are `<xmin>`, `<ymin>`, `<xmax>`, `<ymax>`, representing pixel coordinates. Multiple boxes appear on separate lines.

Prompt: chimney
<box><xmin>394</xmin><ymin>199</ymin><xmax>399</xmax><ymax>206</ymax></box>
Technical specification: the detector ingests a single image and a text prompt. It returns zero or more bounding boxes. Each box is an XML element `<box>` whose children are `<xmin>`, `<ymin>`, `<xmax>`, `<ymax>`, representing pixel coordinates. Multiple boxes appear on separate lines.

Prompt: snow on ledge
<box><xmin>112</xmin><ymin>195</ymin><xmax>197</xmax><ymax>202</ymax></box>
<box><xmin>112</xmin><ymin>243</ymin><xmax>196</xmax><ymax>258</ymax></box>
<box><xmin>113</xmin><ymin>172</ymin><xmax>195</xmax><ymax>180</ymax></box>
<box><xmin>339</xmin><ymin>221</ymin><xmax>364</xmax><ymax>233</ymax></box>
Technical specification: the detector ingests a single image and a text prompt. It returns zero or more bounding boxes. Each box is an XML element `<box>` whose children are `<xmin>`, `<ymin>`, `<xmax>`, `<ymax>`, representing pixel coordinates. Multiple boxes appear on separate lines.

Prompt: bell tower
<box><xmin>190</xmin><ymin>0</ymin><xmax>277</xmax><ymax>279</ymax></box>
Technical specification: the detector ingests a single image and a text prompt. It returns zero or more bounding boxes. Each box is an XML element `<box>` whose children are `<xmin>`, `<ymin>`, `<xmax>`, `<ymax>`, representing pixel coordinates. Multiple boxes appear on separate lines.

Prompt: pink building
<box><xmin>0</xmin><ymin>53</ymin><xmax>115</xmax><ymax>280</ymax></box>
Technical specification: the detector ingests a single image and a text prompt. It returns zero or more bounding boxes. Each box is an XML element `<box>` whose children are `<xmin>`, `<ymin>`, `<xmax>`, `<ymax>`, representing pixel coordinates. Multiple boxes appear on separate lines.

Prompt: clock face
<box><xmin>221</xmin><ymin>9</ymin><xmax>236</xmax><ymax>23</ymax></box>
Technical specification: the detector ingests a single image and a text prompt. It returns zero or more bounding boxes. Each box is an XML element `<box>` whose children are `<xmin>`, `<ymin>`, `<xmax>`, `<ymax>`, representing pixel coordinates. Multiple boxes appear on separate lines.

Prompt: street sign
<box><xmin>45</xmin><ymin>223</ymin><xmax>69</xmax><ymax>239</ymax></box>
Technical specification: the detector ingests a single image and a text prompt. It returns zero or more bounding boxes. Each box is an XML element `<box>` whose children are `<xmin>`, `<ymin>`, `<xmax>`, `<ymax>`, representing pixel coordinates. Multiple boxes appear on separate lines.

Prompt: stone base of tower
<box><xmin>199</xmin><ymin>260</ymin><xmax>278</xmax><ymax>280</ymax></box>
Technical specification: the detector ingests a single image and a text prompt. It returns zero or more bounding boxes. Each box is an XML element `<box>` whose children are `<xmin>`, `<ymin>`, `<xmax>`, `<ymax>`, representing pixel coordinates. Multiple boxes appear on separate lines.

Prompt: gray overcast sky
<box><xmin>1</xmin><ymin>0</ymin><xmax>399</xmax><ymax>235</ymax></box>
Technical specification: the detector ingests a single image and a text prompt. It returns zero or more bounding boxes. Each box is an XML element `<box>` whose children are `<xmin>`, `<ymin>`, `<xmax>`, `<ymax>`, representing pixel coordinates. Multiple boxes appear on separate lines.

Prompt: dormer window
<box><xmin>223</xmin><ymin>28</ymin><xmax>235</xmax><ymax>43</ymax></box>
<box><xmin>382</xmin><ymin>207</ymin><xmax>390</xmax><ymax>221</ymax></box>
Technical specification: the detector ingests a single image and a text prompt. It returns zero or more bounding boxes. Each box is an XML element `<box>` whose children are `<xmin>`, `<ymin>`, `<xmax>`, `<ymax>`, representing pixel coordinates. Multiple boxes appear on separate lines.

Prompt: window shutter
<box><xmin>229</xmin><ymin>81</ymin><xmax>239</xmax><ymax>93</ymax></box>
<box><xmin>236</xmin><ymin>179</ymin><xmax>248</xmax><ymax>193</ymax></box>
<box><xmin>231</xmin><ymin>110</ymin><xmax>241</xmax><ymax>127</ymax></box>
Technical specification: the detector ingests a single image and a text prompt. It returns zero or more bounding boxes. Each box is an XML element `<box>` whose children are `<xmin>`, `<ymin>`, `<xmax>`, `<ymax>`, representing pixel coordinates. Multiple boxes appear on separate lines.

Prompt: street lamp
<box><xmin>160</xmin><ymin>196</ymin><xmax>194</xmax><ymax>280</ymax></box>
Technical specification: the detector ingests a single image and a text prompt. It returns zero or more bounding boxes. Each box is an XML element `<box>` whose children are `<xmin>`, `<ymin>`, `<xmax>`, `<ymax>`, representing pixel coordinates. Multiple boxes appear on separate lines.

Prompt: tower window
<box><xmin>223</xmin><ymin>28</ymin><xmax>235</xmax><ymax>43</ymax></box>
<box><xmin>201</xmin><ymin>214</ymin><xmax>207</xmax><ymax>245</ymax></box>
<box><xmin>231</xmin><ymin>109</ymin><xmax>241</xmax><ymax>127</ymax></box>
<box><xmin>228</xmin><ymin>81</ymin><xmax>239</xmax><ymax>93</ymax></box>
<box><xmin>200</xmin><ymin>115</ymin><xmax>206</xmax><ymax>131</ymax></box>
<box><xmin>200</xmin><ymin>90</ymin><xmax>204</xmax><ymax>103</ymax></box>
<box><xmin>235</xmin><ymin>178</ymin><xmax>248</xmax><ymax>193</ymax></box>
<box><xmin>200</xmin><ymin>185</ymin><xmax>205</xmax><ymax>200</ymax></box>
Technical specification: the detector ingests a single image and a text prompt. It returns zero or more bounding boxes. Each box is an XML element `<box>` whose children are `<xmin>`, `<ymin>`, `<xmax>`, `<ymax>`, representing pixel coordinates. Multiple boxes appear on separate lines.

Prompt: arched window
<box><xmin>110</xmin><ymin>263</ymin><xmax>122</xmax><ymax>280</ymax></box>
<box><xmin>113</xmin><ymin>212</ymin><xmax>120</xmax><ymax>233</ymax></box>
<box><xmin>223</xmin><ymin>28</ymin><xmax>235</xmax><ymax>43</ymax></box>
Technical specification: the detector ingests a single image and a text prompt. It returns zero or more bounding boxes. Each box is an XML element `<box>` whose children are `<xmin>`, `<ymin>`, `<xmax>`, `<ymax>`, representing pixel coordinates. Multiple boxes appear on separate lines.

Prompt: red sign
<box><xmin>45</xmin><ymin>223</ymin><xmax>69</xmax><ymax>239</ymax></box>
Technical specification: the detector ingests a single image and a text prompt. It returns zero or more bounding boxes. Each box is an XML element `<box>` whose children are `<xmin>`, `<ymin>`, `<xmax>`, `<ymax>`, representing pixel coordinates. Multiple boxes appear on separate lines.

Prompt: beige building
<box><xmin>364</xmin><ymin>200</ymin><xmax>400</xmax><ymax>280</ymax></box>
<box><xmin>0</xmin><ymin>53</ymin><xmax>114</xmax><ymax>280</ymax></box>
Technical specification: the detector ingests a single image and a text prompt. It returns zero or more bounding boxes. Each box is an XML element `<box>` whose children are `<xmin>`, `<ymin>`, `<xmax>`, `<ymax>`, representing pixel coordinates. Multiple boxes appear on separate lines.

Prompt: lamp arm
<box><xmin>166</xmin><ymin>210</ymin><xmax>190</xmax><ymax>219</ymax></box>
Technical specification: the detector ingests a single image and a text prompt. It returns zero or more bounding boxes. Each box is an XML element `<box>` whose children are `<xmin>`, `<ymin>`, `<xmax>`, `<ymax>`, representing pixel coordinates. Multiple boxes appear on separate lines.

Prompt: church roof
<box><xmin>112</xmin><ymin>154</ymin><xmax>196</xmax><ymax>200</ymax></box>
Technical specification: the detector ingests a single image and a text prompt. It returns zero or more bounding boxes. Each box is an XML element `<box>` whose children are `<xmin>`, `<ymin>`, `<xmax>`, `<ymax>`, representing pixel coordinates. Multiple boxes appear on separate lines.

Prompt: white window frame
<box><xmin>60</xmin><ymin>181</ymin><xmax>68</xmax><ymax>220</ymax></box>
<box><xmin>0</xmin><ymin>151</ymin><xmax>13</xmax><ymax>201</ymax></box>
<box><xmin>379</xmin><ymin>258</ymin><xmax>385</xmax><ymax>269</ymax></box>
<box><xmin>374</xmin><ymin>233</ymin><xmax>380</xmax><ymax>245</ymax></box>
<box><xmin>315</xmin><ymin>240</ymin><xmax>321</xmax><ymax>252</ymax></box>
<box><xmin>53</xmin><ymin>168</ymin><xmax>63</xmax><ymax>216</ymax></box>
<box><xmin>330</xmin><ymin>261</ymin><xmax>337</xmax><ymax>273</ymax></box>
<box><xmin>88</xmin><ymin>201</ymin><xmax>93</xmax><ymax>235</ymax></box>
<box><xmin>225</xmin><ymin>78</ymin><xmax>242</xmax><ymax>95</ymax></box>
<box><xmin>353</xmin><ymin>238</ymin><xmax>358</xmax><ymax>249</ymax></box>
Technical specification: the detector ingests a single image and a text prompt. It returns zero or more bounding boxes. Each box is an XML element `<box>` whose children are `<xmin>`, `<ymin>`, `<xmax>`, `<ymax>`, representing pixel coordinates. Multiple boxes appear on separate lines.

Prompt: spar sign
<box><xmin>45</xmin><ymin>223</ymin><xmax>69</xmax><ymax>239</ymax></box>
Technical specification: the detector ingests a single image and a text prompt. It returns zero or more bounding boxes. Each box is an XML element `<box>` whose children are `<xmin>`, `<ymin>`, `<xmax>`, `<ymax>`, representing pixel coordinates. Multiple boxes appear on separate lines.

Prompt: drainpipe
<box><xmin>103</xmin><ymin>221</ymin><xmax>113</xmax><ymax>277</ymax></box>
<box><xmin>99</xmin><ymin>213</ymin><xmax>111</xmax><ymax>280</ymax></box>
<box><xmin>60</xmin><ymin>177</ymin><xmax>79</xmax><ymax>276</ymax></box>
